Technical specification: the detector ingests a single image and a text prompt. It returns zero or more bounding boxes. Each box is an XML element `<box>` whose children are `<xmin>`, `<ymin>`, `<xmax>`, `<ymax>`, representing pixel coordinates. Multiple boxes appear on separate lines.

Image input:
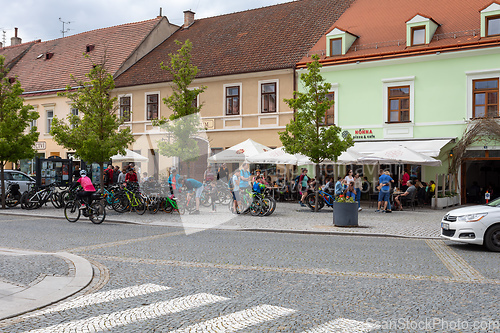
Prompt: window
<box><xmin>120</xmin><ymin>96</ymin><xmax>131</xmax><ymax>122</ymax></box>
<box><xmin>146</xmin><ymin>94</ymin><xmax>158</xmax><ymax>120</ymax></box>
<box><xmin>330</xmin><ymin>38</ymin><xmax>342</xmax><ymax>56</ymax></box>
<box><xmin>487</xmin><ymin>15</ymin><xmax>500</xmax><ymax>36</ymax></box>
<box><xmin>473</xmin><ymin>78</ymin><xmax>498</xmax><ymax>118</ymax></box>
<box><xmin>70</xmin><ymin>107</ymin><xmax>79</xmax><ymax>129</ymax></box>
<box><xmin>261</xmin><ymin>83</ymin><xmax>276</xmax><ymax>113</ymax></box>
<box><xmin>388</xmin><ymin>86</ymin><xmax>410</xmax><ymax>122</ymax></box>
<box><xmin>29</xmin><ymin>119</ymin><xmax>37</xmax><ymax>131</ymax></box>
<box><xmin>47</xmin><ymin>110</ymin><xmax>53</xmax><ymax>133</ymax></box>
<box><xmin>226</xmin><ymin>86</ymin><xmax>240</xmax><ymax>115</ymax></box>
<box><xmin>411</xmin><ymin>26</ymin><xmax>426</xmax><ymax>45</ymax></box>
<box><xmin>323</xmin><ymin>92</ymin><xmax>335</xmax><ymax>125</ymax></box>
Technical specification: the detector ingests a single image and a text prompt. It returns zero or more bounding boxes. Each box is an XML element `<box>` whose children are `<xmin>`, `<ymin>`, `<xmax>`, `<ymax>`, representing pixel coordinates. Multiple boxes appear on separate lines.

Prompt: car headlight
<box><xmin>456</xmin><ymin>213</ymin><xmax>487</xmax><ymax>222</ymax></box>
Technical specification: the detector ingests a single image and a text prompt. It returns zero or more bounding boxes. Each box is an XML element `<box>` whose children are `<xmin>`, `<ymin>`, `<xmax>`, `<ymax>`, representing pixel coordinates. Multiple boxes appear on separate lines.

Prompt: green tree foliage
<box><xmin>51</xmin><ymin>56</ymin><xmax>134</xmax><ymax>191</ymax></box>
<box><xmin>154</xmin><ymin>40</ymin><xmax>206</xmax><ymax>166</ymax></box>
<box><xmin>280</xmin><ymin>55</ymin><xmax>353</xmax><ymax>210</ymax></box>
<box><xmin>0</xmin><ymin>56</ymin><xmax>39</xmax><ymax>209</ymax></box>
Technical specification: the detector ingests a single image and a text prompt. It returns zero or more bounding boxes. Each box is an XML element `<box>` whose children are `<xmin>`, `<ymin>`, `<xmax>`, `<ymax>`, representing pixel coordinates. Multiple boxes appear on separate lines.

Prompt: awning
<box><xmin>111</xmin><ymin>149</ymin><xmax>149</xmax><ymax>162</ymax></box>
<box><xmin>350</xmin><ymin>139</ymin><xmax>453</xmax><ymax>158</ymax></box>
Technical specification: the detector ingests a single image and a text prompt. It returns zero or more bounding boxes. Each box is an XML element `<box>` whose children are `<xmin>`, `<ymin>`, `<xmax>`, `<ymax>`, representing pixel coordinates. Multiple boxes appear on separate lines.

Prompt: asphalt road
<box><xmin>0</xmin><ymin>215</ymin><xmax>499</xmax><ymax>332</ymax></box>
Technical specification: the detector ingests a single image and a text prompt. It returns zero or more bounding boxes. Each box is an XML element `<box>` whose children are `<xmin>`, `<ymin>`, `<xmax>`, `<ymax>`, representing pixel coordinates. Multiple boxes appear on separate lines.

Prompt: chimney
<box><xmin>11</xmin><ymin>28</ymin><xmax>22</xmax><ymax>46</ymax></box>
<box><xmin>183</xmin><ymin>10</ymin><xmax>195</xmax><ymax>29</ymax></box>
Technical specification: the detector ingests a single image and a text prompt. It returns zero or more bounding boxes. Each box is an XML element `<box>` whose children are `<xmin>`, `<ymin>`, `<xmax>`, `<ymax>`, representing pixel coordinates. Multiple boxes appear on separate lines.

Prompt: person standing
<box><xmin>376</xmin><ymin>170</ymin><xmax>393</xmax><ymax>213</ymax></box>
<box><xmin>103</xmin><ymin>164</ymin><xmax>114</xmax><ymax>186</ymax></box>
<box><xmin>401</xmin><ymin>171</ymin><xmax>410</xmax><ymax>192</ymax></box>
<box><xmin>354</xmin><ymin>172</ymin><xmax>363</xmax><ymax>211</ymax></box>
<box><xmin>298</xmin><ymin>168</ymin><xmax>309</xmax><ymax>207</ymax></box>
<box><xmin>344</xmin><ymin>169</ymin><xmax>354</xmax><ymax>184</ymax></box>
<box><xmin>229</xmin><ymin>170</ymin><xmax>241</xmax><ymax>214</ymax></box>
<box><xmin>125</xmin><ymin>168</ymin><xmax>138</xmax><ymax>183</ymax></box>
<box><xmin>239</xmin><ymin>163</ymin><xmax>251</xmax><ymax>191</ymax></box>
<box><xmin>73</xmin><ymin>165</ymin><xmax>81</xmax><ymax>182</ymax></box>
<box><xmin>117</xmin><ymin>169</ymin><xmax>127</xmax><ymax>184</ymax></box>
<box><xmin>217</xmin><ymin>163</ymin><xmax>229</xmax><ymax>182</ymax></box>
<box><xmin>113</xmin><ymin>166</ymin><xmax>120</xmax><ymax>183</ymax></box>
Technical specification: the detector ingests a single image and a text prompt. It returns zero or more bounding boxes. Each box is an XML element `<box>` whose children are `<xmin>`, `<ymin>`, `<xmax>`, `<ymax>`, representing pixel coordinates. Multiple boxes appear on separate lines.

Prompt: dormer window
<box><xmin>411</xmin><ymin>26</ymin><xmax>426</xmax><ymax>45</ymax></box>
<box><xmin>326</xmin><ymin>28</ymin><xmax>357</xmax><ymax>57</ymax></box>
<box><xmin>481</xmin><ymin>3</ymin><xmax>500</xmax><ymax>37</ymax></box>
<box><xmin>406</xmin><ymin>15</ymin><xmax>439</xmax><ymax>46</ymax></box>
<box><xmin>86</xmin><ymin>44</ymin><xmax>95</xmax><ymax>53</ymax></box>
<box><xmin>330</xmin><ymin>38</ymin><xmax>342</xmax><ymax>56</ymax></box>
<box><xmin>45</xmin><ymin>52</ymin><xmax>54</xmax><ymax>60</ymax></box>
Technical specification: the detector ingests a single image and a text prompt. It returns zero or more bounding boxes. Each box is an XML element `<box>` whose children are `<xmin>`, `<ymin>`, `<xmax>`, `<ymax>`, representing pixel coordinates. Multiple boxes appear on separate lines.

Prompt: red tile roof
<box><xmin>300</xmin><ymin>0</ymin><xmax>500</xmax><ymax>66</ymax></box>
<box><xmin>0</xmin><ymin>41</ymin><xmax>39</xmax><ymax>70</ymax></box>
<box><xmin>7</xmin><ymin>18</ymin><xmax>162</xmax><ymax>95</ymax></box>
<box><xmin>115</xmin><ymin>0</ymin><xmax>355</xmax><ymax>88</ymax></box>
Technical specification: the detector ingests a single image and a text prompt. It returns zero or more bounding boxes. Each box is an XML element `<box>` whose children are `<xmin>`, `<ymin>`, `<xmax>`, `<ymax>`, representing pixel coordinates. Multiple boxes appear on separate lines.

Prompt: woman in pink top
<box><xmin>76</xmin><ymin>170</ymin><xmax>96</xmax><ymax>206</ymax></box>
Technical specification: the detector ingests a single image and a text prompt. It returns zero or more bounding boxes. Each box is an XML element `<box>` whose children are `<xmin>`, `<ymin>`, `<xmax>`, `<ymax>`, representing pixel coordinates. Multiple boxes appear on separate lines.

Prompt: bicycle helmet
<box><xmin>80</xmin><ymin>170</ymin><xmax>87</xmax><ymax>176</ymax></box>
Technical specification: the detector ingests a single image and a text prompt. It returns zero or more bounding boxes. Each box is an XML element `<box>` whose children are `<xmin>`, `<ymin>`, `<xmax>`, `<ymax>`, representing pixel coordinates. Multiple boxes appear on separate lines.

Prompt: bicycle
<box><xmin>305</xmin><ymin>190</ymin><xmax>335</xmax><ymax>211</ymax></box>
<box><xmin>21</xmin><ymin>183</ymin><xmax>63</xmax><ymax>210</ymax></box>
<box><xmin>113</xmin><ymin>183</ymin><xmax>146</xmax><ymax>215</ymax></box>
<box><xmin>4</xmin><ymin>181</ymin><xmax>22</xmax><ymax>208</ymax></box>
<box><xmin>64</xmin><ymin>193</ymin><xmax>106</xmax><ymax>224</ymax></box>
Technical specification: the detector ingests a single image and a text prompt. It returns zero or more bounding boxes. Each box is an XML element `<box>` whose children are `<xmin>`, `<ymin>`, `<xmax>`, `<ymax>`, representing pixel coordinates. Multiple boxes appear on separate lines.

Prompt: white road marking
<box><xmin>303</xmin><ymin>318</ymin><xmax>380</xmax><ymax>333</ymax></box>
<box><xmin>25</xmin><ymin>293</ymin><xmax>229</xmax><ymax>333</ymax></box>
<box><xmin>168</xmin><ymin>304</ymin><xmax>296</xmax><ymax>332</ymax></box>
<box><xmin>26</xmin><ymin>283</ymin><xmax>171</xmax><ymax>318</ymax></box>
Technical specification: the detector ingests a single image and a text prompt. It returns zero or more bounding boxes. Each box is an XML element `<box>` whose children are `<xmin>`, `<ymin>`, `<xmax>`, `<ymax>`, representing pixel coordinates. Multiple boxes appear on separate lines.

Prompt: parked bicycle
<box><xmin>305</xmin><ymin>190</ymin><xmax>335</xmax><ymax>211</ymax></box>
<box><xmin>4</xmin><ymin>181</ymin><xmax>22</xmax><ymax>208</ymax></box>
<box><xmin>21</xmin><ymin>183</ymin><xmax>63</xmax><ymax>210</ymax></box>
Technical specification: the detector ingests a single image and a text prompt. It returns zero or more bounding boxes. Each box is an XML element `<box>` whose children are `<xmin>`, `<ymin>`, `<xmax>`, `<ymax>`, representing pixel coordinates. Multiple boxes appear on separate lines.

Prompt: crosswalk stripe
<box><xmin>24</xmin><ymin>293</ymin><xmax>229</xmax><ymax>333</ymax></box>
<box><xmin>302</xmin><ymin>318</ymin><xmax>380</xmax><ymax>333</ymax></box>
<box><xmin>168</xmin><ymin>304</ymin><xmax>296</xmax><ymax>332</ymax></box>
<box><xmin>25</xmin><ymin>283</ymin><xmax>171</xmax><ymax>318</ymax></box>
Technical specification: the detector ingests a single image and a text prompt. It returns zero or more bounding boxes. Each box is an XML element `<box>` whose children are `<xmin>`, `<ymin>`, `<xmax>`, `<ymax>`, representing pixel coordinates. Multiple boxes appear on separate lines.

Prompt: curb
<box><xmin>0</xmin><ymin>210</ymin><xmax>441</xmax><ymax>240</ymax></box>
<box><xmin>0</xmin><ymin>250</ymin><xmax>93</xmax><ymax>320</ymax></box>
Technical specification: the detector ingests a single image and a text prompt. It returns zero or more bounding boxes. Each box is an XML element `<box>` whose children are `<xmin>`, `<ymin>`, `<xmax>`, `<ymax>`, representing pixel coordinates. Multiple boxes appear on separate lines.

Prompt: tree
<box><xmin>280</xmin><ymin>54</ymin><xmax>353</xmax><ymax>211</ymax></box>
<box><xmin>51</xmin><ymin>56</ymin><xmax>134</xmax><ymax>191</ymax></box>
<box><xmin>153</xmin><ymin>40</ymin><xmax>206</xmax><ymax>171</ymax></box>
<box><xmin>0</xmin><ymin>56</ymin><xmax>39</xmax><ymax>209</ymax></box>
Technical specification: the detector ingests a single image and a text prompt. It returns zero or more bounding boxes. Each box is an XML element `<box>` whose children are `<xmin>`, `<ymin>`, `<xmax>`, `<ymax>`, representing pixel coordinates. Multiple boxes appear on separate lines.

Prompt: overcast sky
<box><xmin>1</xmin><ymin>0</ymin><xmax>291</xmax><ymax>46</ymax></box>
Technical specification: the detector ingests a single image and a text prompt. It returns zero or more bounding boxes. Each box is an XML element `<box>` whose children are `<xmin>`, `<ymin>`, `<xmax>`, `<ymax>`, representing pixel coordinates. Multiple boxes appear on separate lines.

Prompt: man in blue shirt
<box><xmin>168</xmin><ymin>168</ymin><xmax>180</xmax><ymax>195</ymax></box>
<box><xmin>239</xmin><ymin>163</ymin><xmax>251</xmax><ymax>190</ymax></box>
<box><xmin>377</xmin><ymin>170</ymin><xmax>393</xmax><ymax>212</ymax></box>
<box><xmin>179</xmin><ymin>177</ymin><xmax>204</xmax><ymax>214</ymax></box>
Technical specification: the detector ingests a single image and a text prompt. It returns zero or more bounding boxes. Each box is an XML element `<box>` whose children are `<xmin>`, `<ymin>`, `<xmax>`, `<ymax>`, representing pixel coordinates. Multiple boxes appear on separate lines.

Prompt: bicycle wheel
<box><xmin>200</xmin><ymin>191</ymin><xmax>211</xmax><ymax>207</ymax></box>
<box><xmin>306</xmin><ymin>193</ymin><xmax>324</xmax><ymax>211</ymax></box>
<box><xmin>161</xmin><ymin>198</ymin><xmax>174</xmax><ymax>213</ymax></box>
<box><xmin>64</xmin><ymin>201</ymin><xmax>80</xmax><ymax>222</ymax></box>
<box><xmin>133</xmin><ymin>195</ymin><xmax>146</xmax><ymax>215</ymax></box>
<box><xmin>148</xmin><ymin>197</ymin><xmax>160</xmax><ymax>214</ymax></box>
<box><xmin>89</xmin><ymin>202</ymin><xmax>106</xmax><ymax>224</ymax></box>
<box><xmin>5</xmin><ymin>192</ymin><xmax>20</xmax><ymax>207</ymax></box>
<box><xmin>262</xmin><ymin>197</ymin><xmax>276</xmax><ymax>216</ymax></box>
<box><xmin>23</xmin><ymin>193</ymin><xmax>39</xmax><ymax>210</ymax></box>
<box><xmin>112</xmin><ymin>195</ymin><xmax>130</xmax><ymax>213</ymax></box>
<box><xmin>250</xmin><ymin>198</ymin><xmax>262</xmax><ymax>216</ymax></box>
<box><xmin>51</xmin><ymin>192</ymin><xmax>63</xmax><ymax>208</ymax></box>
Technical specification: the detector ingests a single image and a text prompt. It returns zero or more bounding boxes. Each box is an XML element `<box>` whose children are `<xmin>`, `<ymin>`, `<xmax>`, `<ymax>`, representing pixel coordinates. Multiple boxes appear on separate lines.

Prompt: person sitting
<box><xmin>394</xmin><ymin>180</ymin><xmax>416</xmax><ymax>210</ymax></box>
<box><xmin>334</xmin><ymin>177</ymin><xmax>346</xmax><ymax>196</ymax></box>
<box><xmin>252</xmin><ymin>176</ymin><xmax>266</xmax><ymax>194</ymax></box>
<box><xmin>75</xmin><ymin>170</ymin><xmax>96</xmax><ymax>208</ymax></box>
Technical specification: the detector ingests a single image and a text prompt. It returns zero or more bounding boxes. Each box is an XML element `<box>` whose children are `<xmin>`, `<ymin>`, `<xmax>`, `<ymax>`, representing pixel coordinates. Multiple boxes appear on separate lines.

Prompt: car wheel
<box><xmin>484</xmin><ymin>224</ymin><xmax>500</xmax><ymax>252</ymax></box>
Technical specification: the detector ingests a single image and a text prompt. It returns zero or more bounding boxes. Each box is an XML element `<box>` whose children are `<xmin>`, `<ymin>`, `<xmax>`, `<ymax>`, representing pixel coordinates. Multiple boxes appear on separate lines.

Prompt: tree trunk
<box><xmin>314</xmin><ymin>163</ymin><xmax>320</xmax><ymax>212</ymax></box>
<box><xmin>0</xmin><ymin>163</ymin><xmax>5</xmax><ymax>209</ymax></box>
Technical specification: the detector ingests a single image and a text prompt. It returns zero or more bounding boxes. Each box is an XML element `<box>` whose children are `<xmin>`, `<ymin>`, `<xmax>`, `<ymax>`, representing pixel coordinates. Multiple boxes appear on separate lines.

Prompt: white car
<box><xmin>0</xmin><ymin>170</ymin><xmax>35</xmax><ymax>193</ymax></box>
<box><xmin>441</xmin><ymin>199</ymin><xmax>500</xmax><ymax>252</ymax></box>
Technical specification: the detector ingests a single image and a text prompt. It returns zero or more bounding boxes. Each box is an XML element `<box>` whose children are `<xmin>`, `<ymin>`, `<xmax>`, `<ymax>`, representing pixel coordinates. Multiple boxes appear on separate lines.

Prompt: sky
<box><xmin>1</xmin><ymin>0</ymin><xmax>291</xmax><ymax>46</ymax></box>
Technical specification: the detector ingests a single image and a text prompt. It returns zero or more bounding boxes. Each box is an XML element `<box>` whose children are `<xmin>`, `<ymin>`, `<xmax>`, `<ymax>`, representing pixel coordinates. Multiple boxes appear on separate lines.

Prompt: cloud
<box><xmin>1</xmin><ymin>0</ymin><xmax>290</xmax><ymax>46</ymax></box>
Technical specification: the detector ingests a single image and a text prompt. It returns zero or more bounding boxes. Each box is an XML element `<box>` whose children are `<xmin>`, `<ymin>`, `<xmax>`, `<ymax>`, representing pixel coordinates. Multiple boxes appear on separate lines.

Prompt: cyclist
<box><xmin>168</xmin><ymin>168</ymin><xmax>180</xmax><ymax>195</ymax></box>
<box><xmin>179</xmin><ymin>176</ymin><xmax>203</xmax><ymax>215</ymax></box>
<box><xmin>75</xmin><ymin>170</ymin><xmax>96</xmax><ymax>209</ymax></box>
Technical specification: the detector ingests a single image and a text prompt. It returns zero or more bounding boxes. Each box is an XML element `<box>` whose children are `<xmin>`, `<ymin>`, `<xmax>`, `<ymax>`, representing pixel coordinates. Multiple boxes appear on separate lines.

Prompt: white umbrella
<box><xmin>111</xmin><ymin>149</ymin><xmax>149</xmax><ymax>162</ymax></box>
<box><xmin>246</xmin><ymin>147</ymin><xmax>313</xmax><ymax>165</ymax></box>
<box><xmin>358</xmin><ymin>145</ymin><xmax>442</xmax><ymax>166</ymax></box>
<box><xmin>207</xmin><ymin>139</ymin><xmax>272</xmax><ymax>163</ymax></box>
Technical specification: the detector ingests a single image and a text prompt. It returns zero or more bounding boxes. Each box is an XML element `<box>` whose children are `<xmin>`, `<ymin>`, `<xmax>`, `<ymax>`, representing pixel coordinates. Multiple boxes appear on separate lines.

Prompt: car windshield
<box><xmin>486</xmin><ymin>197</ymin><xmax>500</xmax><ymax>207</ymax></box>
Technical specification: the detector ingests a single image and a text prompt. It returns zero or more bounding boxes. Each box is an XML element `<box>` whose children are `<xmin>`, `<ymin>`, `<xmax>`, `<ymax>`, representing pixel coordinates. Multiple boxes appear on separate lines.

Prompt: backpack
<box><xmin>293</xmin><ymin>175</ymin><xmax>301</xmax><ymax>191</ymax></box>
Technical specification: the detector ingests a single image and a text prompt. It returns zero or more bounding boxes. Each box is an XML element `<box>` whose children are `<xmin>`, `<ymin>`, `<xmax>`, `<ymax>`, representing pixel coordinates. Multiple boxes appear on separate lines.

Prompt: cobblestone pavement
<box><xmin>0</xmin><ymin>201</ymin><xmax>452</xmax><ymax>238</ymax></box>
<box><xmin>0</xmin><ymin>214</ymin><xmax>499</xmax><ymax>332</ymax></box>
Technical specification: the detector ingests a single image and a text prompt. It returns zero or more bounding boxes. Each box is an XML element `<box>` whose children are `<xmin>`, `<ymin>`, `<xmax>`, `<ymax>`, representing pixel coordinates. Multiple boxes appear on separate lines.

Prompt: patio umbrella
<box><xmin>358</xmin><ymin>145</ymin><xmax>442</xmax><ymax>166</ymax></box>
<box><xmin>207</xmin><ymin>139</ymin><xmax>272</xmax><ymax>163</ymax></box>
<box><xmin>111</xmin><ymin>149</ymin><xmax>149</xmax><ymax>162</ymax></box>
<box><xmin>246</xmin><ymin>147</ymin><xmax>313</xmax><ymax>165</ymax></box>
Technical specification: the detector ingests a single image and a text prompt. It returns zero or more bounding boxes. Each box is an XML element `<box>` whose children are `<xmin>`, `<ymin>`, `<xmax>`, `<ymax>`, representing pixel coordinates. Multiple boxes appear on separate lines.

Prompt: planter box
<box><xmin>432</xmin><ymin>195</ymin><xmax>459</xmax><ymax>209</ymax></box>
<box><xmin>333</xmin><ymin>202</ymin><xmax>358</xmax><ymax>227</ymax></box>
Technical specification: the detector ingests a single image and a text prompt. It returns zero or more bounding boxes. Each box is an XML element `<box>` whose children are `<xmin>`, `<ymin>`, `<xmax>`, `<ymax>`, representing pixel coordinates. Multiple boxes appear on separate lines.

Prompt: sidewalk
<box><xmin>0</xmin><ymin>201</ymin><xmax>455</xmax><ymax>320</ymax></box>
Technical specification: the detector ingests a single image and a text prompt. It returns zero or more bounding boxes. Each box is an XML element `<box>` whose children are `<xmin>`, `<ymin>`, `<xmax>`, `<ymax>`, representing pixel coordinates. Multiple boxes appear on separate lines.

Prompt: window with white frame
<box><xmin>146</xmin><ymin>93</ymin><xmax>159</xmax><ymax>120</ymax></box>
<box><xmin>382</xmin><ymin>77</ymin><xmax>415</xmax><ymax>124</ymax></box>
<box><xmin>46</xmin><ymin>110</ymin><xmax>53</xmax><ymax>133</ymax></box>
<box><xmin>261</xmin><ymin>82</ymin><xmax>277</xmax><ymax>113</ymax></box>
<box><xmin>120</xmin><ymin>96</ymin><xmax>131</xmax><ymax>122</ymax></box>
<box><xmin>225</xmin><ymin>85</ymin><xmax>241</xmax><ymax>115</ymax></box>
<box><xmin>70</xmin><ymin>107</ymin><xmax>79</xmax><ymax>129</ymax></box>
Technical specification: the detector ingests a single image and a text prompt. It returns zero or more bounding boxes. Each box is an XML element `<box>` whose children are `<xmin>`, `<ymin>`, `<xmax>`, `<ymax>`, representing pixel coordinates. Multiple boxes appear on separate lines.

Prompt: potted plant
<box><xmin>333</xmin><ymin>194</ymin><xmax>358</xmax><ymax>227</ymax></box>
